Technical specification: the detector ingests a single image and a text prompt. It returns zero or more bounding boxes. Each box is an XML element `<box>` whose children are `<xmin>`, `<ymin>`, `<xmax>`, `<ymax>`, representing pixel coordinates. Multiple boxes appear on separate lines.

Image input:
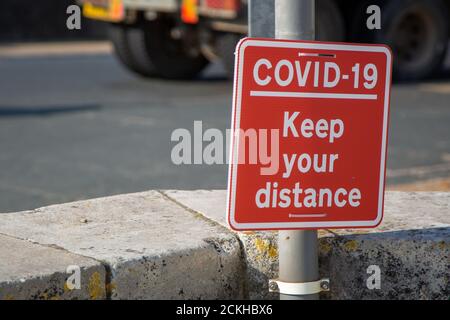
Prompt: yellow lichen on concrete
<box><xmin>254</xmin><ymin>237</ymin><xmax>277</xmax><ymax>259</ymax></box>
<box><xmin>40</xmin><ymin>293</ymin><xmax>48</xmax><ymax>300</ymax></box>
<box><xmin>88</xmin><ymin>272</ymin><xmax>104</xmax><ymax>300</ymax></box>
<box><xmin>63</xmin><ymin>280</ymin><xmax>71</xmax><ymax>293</ymax></box>
<box><xmin>437</xmin><ymin>241</ymin><xmax>448</xmax><ymax>250</ymax></box>
<box><xmin>39</xmin><ymin>292</ymin><xmax>60</xmax><ymax>300</ymax></box>
<box><xmin>344</xmin><ymin>240</ymin><xmax>359</xmax><ymax>252</ymax></box>
<box><xmin>319</xmin><ymin>241</ymin><xmax>332</xmax><ymax>255</ymax></box>
<box><xmin>34</xmin><ymin>291</ymin><xmax>61</xmax><ymax>300</ymax></box>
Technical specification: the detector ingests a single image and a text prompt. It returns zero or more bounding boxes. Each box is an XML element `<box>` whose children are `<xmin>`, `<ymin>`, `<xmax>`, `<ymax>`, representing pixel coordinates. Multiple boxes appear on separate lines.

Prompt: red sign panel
<box><xmin>227</xmin><ymin>38</ymin><xmax>393</xmax><ymax>231</ymax></box>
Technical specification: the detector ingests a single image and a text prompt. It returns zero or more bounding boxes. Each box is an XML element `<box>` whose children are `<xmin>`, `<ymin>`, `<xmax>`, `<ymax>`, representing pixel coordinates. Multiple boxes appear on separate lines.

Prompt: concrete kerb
<box><xmin>0</xmin><ymin>233</ymin><xmax>106</xmax><ymax>300</ymax></box>
<box><xmin>0</xmin><ymin>191</ymin><xmax>246</xmax><ymax>300</ymax></box>
<box><xmin>0</xmin><ymin>190</ymin><xmax>448</xmax><ymax>299</ymax></box>
<box><xmin>163</xmin><ymin>190</ymin><xmax>450</xmax><ymax>300</ymax></box>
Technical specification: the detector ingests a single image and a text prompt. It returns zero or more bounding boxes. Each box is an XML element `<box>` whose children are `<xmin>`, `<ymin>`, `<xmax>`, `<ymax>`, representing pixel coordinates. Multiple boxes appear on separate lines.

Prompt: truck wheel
<box><xmin>316</xmin><ymin>0</ymin><xmax>345</xmax><ymax>41</ymax></box>
<box><xmin>352</xmin><ymin>0</ymin><xmax>449</xmax><ymax>81</ymax></box>
<box><xmin>109</xmin><ymin>23</ymin><xmax>156</xmax><ymax>77</ymax></box>
<box><xmin>109</xmin><ymin>19</ymin><xmax>209</xmax><ymax>79</ymax></box>
<box><xmin>141</xmin><ymin>18</ymin><xmax>209</xmax><ymax>79</ymax></box>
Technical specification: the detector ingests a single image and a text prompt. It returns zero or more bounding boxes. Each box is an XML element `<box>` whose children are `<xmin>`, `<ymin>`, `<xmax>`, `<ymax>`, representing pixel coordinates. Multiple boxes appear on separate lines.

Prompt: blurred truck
<box><xmin>79</xmin><ymin>0</ymin><xmax>450</xmax><ymax>81</ymax></box>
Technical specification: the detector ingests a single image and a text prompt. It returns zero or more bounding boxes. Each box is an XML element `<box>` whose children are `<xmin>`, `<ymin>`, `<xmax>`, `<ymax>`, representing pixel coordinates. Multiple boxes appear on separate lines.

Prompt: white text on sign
<box><xmin>253</xmin><ymin>58</ymin><xmax>378</xmax><ymax>89</ymax></box>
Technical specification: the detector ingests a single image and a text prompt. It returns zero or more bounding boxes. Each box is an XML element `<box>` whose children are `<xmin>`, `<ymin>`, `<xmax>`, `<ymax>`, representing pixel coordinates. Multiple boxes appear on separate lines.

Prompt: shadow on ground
<box><xmin>0</xmin><ymin>104</ymin><xmax>101</xmax><ymax>118</ymax></box>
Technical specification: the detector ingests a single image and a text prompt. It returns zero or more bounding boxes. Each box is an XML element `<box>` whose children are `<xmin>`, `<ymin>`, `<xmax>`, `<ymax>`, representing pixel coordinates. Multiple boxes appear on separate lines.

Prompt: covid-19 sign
<box><xmin>227</xmin><ymin>38</ymin><xmax>393</xmax><ymax>231</ymax></box>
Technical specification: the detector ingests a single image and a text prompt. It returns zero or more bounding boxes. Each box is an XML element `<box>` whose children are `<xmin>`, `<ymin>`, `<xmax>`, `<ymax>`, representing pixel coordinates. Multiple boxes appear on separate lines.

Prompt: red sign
<box><xmin>227</xmin><ymin>38</ymin><xmax>393</xmax><ymax>231</ymax></box>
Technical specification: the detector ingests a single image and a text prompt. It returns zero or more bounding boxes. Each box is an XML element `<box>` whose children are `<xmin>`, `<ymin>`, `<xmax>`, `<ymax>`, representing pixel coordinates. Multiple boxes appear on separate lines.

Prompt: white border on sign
<box><xmin>226</xmin><ymin>38</ymin><xmax>393</xmax><ymax>231</ymax></box>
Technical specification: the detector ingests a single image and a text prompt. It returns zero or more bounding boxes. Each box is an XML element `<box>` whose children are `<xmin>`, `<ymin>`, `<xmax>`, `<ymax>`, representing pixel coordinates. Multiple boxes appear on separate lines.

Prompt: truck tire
<box><xmin>109</xmin><ymin>19</ymin><xmax>209</xmax><ymax>79</ymax></box>
<box><xmin>351</xmin><ymin>0</ymin><xmax>449</xmax><ymax>81</ymax></box>
<box><xmin>109</xmin><ymin>23</ymin><xmax>156</xmax><ymax>77</ymax></box>
<box><xmin>140</xmin><ymin>18</ymin><xmax>209</xmax><ymax>79</ymax></box>
<box><xmin>316</xmin><ymin>0</ymin><xmax>345</xmax><ymax>42</ymax></box>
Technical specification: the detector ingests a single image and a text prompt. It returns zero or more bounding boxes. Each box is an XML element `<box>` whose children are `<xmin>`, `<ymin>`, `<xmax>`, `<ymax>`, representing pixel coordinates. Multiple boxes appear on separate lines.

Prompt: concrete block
<box><xmin>0</xmin><ymin>191</ymin><xmax>245</xmax><ymax>299</ymax></box>
<box><xmin>0</xmin><ymin>234</ymin><xmax>106</xmax><ymax>300</ymax></box>
<box><xmin>164</xmin><ymin>190</ymin><xmax>450</xmax><ymax>300</ymax></box>
<box><xmin>1</xmin><ymin>189</ymin><xmax>447</xmax><ymax>300</ymax></box>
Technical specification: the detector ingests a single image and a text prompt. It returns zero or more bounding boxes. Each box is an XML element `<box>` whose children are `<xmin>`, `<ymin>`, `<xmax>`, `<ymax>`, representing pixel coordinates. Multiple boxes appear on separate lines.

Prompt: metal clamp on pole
<box><xmin>269</xmin><ymin>279</ymin><xmax>330</xmax><ymax>295</ymax></box>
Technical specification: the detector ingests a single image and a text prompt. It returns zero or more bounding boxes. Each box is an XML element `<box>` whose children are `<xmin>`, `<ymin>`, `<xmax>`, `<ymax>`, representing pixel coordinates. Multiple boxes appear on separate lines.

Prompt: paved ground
<box><xmin>0</xmin><ymin>42</ymin><xmax>449</xmax><ymax>212</ymax></box>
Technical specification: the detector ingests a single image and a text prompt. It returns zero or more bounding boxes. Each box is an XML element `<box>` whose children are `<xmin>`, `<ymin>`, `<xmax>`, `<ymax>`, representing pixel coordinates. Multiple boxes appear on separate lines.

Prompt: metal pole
<box><xmin>248</xmin><ymin>0</ymin><xmax>275</xmax><ymax>38</ymax></box>
<box><xmin>248</xmin><ymin>0</ymin><xmax>319</xmax><ymax>300</ymax></box>
<box><xmin>275</xmin><ymin>0</ymin><xmax>319</xmax><ymax>300</ymax></box>
<box><xmin>275</xmin><ymin>0</ymin><xmax>315</xmax><ymax>40</ymax></box>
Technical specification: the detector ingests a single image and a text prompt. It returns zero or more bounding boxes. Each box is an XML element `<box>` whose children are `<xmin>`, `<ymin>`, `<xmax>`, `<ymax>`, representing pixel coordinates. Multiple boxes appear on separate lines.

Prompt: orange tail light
<box><xmin>181</xmin><ymin>0</ymin><xmax>199</xmax><ymax>24</ymax></box>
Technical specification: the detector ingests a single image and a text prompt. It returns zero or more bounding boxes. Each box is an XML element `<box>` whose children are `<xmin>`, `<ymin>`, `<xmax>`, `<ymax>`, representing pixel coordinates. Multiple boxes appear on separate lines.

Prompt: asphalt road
<box><xmin>0</xmin><ymin>43</ymin><xmax>449</xmax><ymax>212</ymax></box>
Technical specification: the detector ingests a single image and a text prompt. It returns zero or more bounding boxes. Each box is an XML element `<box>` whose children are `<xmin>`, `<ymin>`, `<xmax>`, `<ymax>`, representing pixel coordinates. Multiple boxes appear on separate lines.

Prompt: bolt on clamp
<box><xmin>269</xmin><ymin>278</ymin><xmax>330</xmax><ymax>295</ymax></box>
